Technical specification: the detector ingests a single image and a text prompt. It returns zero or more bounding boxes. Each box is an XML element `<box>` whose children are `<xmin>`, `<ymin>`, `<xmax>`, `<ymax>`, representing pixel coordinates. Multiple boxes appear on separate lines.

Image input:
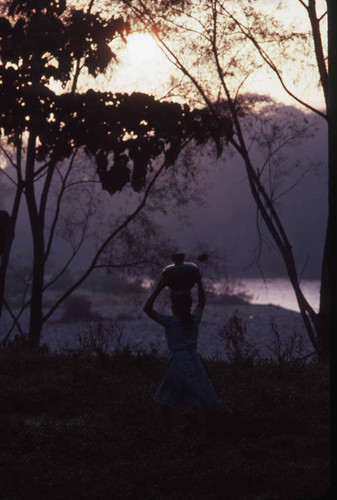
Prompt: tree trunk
<box><xmin>210</xmin><ymin>7</ymin><xmax>330</xmax><ymax>362</ymax></box>
<box><xmin>317</xmin><ymin>223</ymin><xmax>329</xmax><ymax>362</ymax></box>
<box><xmin>28</xmin><ymin>237</ymin><xmax>45</xmax><ymax>347</ymax></box>
<box><xmin>323</xmin><ymin>0</ymin><xmax>337</xmax><ymax>364</ymax></box>
<box><xmin>241</xmin><ymin>145</ymin><xmax>326</xmax><ymax>360</ymax></box>
<box><xmin>0</xmin><ymin>138</ymin><xmax>23</xmax><ymax>317</ymax></box>
<box><xmin>25</xmin><ymin>132</ymin><xmax>45</xmax><ymax>348</ymax></box>
<box><xmin>0</xmin><ymin>202</ymin><xmax>19</xmax><ymax>316</ymax></box>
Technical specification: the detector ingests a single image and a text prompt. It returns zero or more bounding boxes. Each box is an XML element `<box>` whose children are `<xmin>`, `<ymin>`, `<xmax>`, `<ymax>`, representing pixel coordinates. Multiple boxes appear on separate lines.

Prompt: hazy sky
<box><xmin>53</xmin><ymin>0</ymin><xmax>328</xmax><ymax>112</ymax></box>
<box><xmin>102</xmin><ymin>0</ymin><xmax>327</xmax><ymax>111</ymax></box>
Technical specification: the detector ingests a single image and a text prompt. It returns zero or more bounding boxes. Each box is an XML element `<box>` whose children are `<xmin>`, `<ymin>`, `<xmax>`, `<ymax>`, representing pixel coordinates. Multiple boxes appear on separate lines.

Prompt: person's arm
<box><xmin>143</xmin><ymin>275</ymin><xmax>167</xmax><ymax>320</ymax></box>
<box><xmin>196</xmin><ymin>274</ymin><xmax>206</xmax><ymax>309</ymax></box>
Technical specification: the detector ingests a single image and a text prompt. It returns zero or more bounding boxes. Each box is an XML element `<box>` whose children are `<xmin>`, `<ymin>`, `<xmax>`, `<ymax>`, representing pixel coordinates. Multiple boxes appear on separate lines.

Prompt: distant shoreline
<box><xmin>1</xmin><ymin>286</ymin><xmax>316</xmax><ymax>361</ymax></box>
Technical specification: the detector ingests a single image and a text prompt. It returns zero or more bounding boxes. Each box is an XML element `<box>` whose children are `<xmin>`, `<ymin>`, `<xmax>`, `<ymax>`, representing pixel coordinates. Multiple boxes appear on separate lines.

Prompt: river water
<box><xmin>0</xmin><ymin>277</ymin><xmax>321</xmax><ymax>359</ymax></box>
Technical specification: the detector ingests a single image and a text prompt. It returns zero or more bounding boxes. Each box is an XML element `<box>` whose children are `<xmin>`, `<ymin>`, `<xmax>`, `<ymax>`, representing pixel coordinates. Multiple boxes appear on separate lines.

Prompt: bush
<box><xmin>218</xmin><ymin>310</ymin><xmax>259</xmax><ymax>363</ymax></box>
<box><xmin>266</xmin><ymin>316</ymin><xmax>305</xmax><ymax>363</ymax></box>
<box><xmin>64</xmin><ymin>319</ymin><xmax>124</xmax><ymax>355</ymax></box>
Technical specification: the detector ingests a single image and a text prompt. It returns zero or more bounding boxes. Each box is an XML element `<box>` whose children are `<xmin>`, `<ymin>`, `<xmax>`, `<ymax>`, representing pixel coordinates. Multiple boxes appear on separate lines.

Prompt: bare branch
<box><xmin>63</xmin><ymin>179</ymin><xmax>101</xmax><ymax>190</ymax></box>
<box><xmin>0</xmin><ymin>147</ymin><xmax>18</xmax><ymax>186</ymax></box>
<box><xmin>273</xmin><ymin>170</ymin><xmax>308</xmax><ymax>201</ymax></box>
<box><xmin>160</xmin><ymin>11</ymin><xmax>211</xmax><ymax>43</ymax></box>
<box><xmin>210</xmin><ymin>32</ymin><xmax>297</xmax><ymax>265</ymax></box>
<box><xmin>298</xmin><ymin>0</ymin><xmax>309</xmax><ymax>9</ymax></box>
<box><xmin>0</xmin><ymin>144</ymin><xmax>17</xmax><ymax>169</ymax></box>
<box><xmin>4</xmin><ymin>299</ymin><xmax>24</xmax><ymax>334</ymax></box>
<box><xmin>0</xmin><ymin>164</ymin><xmax>17</xmax><ymax>186</ymax></box>
<box><xmin>39</xmin><ymin>162</ymin><xmax>56</xmax><ymax>224</ymax></box>
<box><xmin>44</xmin><ymin>246</ymin><xmax>84</xmax><ymax>291</ymax></box>
<box><xmin>234</xmin><ymin>66</ymin><xmax>262</xmax><ymax>104</ymax></box>
<box><xmin>259</xmin><ymin>124</ymin><xmax>313</xmax><ymax>175</ymax></box>
<box><xmin>87</xmin><ymin>0</ymin><xmax>95</xmax><ymax>14</ymax></box>
<box><xmin>220</xmin><ymin>5</ymin><xmax>327</xmax><ymax>119</ymax></box>
<box><xmin>42</xmin><ymin>160</ymin><xmax>167</xmax><ymax>322</ymax></box>
<box><xmin>0</xmin><ymin>300</ymin><xmax>29</xmax><ymax>346</ymax></box>
<box><xmin>44</xmin><ymin>150</ymin><xmax>78</xmax><ymax>263</ymax></box>
<box><xmin>42</xmin><ymin>138</ymin><xmax>193</xmax><ymax>323</ymax></box>
<box><xmin>318</xmin><ymin>11</ymin><xmax>327</xmax><ymax>22</ymax></box>
<box><xmin>33</xmin><ymin>160</ymin><xmax>53</xmax><ymax>179</ymax></box>
<box><xmin>124</xmin><ymin>0</ymin><xmax>216</xmax><ymax>113</ymax></box>
<box><xmin>0</xmin><ymin>299</ymin><xmax>25</xmax><ymax>348</ymax></box>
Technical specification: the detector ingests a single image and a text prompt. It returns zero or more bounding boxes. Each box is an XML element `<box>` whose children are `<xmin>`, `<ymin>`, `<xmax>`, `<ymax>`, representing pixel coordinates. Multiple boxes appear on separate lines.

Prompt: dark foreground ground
<box><xmin>0</xmin><ymin>346</ymin><xmax>331</xmax><ymax>500</ymax></box>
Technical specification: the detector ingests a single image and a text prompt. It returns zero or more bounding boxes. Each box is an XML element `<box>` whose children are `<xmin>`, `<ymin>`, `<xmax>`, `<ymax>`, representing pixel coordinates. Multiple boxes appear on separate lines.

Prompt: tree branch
<box><xmin>0</xmin><ymin>299</ymin><xmax>25</xmax><ymax>348</ymax></box>
<box><xmin>0</xmin><ymin>146</ymin><xmax>18</xmax><ymax>185</ymax></box>
<box><xmin>44</xmin><ymin>150</ymin><xmax>78</xmax><ymax>263</ymax></box>
<box><xmin>32</xmin><ymin>160</ymin><xmax>53</xmax><ymax>179</ymax></box>
<box><xmin>124</xmin><ymin>0</ymin><xmax>216</xmax><ymax>113</ymax></box>
<box><xmin>221</xmin><ymin>4</ymin><xmax>327</xmax><ymax>119</ymax></box>
<box><xmin>210</xmin><ymin>2</ymin><xmax>320</xmax><ymax>338</ymax></box>
<box><xmin>42</xmin><ymin>152</ymin><xmax>177</xmax><ymax>323</ymax></box>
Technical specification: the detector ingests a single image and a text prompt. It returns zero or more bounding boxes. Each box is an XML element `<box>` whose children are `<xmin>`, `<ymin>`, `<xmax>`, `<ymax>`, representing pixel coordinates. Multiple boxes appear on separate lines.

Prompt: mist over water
<box><xmin>224</xmin><ymin>278</ymin><xmax>320</xmax><ymax>313</ymax></box>
<box><xmin>143</xmin><ymin>276</ymin><xmax>320</xmax><ymax>313</ymax></box>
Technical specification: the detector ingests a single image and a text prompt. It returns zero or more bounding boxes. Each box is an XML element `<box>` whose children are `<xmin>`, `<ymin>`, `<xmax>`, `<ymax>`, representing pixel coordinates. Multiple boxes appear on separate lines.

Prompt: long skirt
<box><xmin>153</xmin><ymin>349</ymin><xmax>219</xmax><ymax>407</ymax></box>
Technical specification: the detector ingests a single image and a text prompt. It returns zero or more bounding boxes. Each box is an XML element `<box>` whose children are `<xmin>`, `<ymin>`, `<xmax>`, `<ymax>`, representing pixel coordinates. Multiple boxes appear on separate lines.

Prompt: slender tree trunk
<box><xmin>0</xmin><ymin>187</ymin><xmax>22</xmax><ymax>316</ymax></box>
<box><xmin>318</xmin><ymin>226</ymin><xmax>329</xmax><ymax>361</ymax></box>
<box><xmin>323</xmin><ymin>0</ymin><xmax>337</xmax><ymax>363</ymax></box>
<box><xmin>215</xmin><ymin>47</ymin><xmax>325</xmax><ymax>359</ymax></box>
<box><xmin>28</xmin><ymin>238</ymin><xmax>45</xmax><ymax>347</ymax></box>
<box><xmin>240</xmin><ymin>144</ymin><xmax>325</xmax><ymax>360</ymax></box>
<box><xmin>0</xmin><ymin>137</ymin><xmax>23</xmax><ymax>317</ymax></box>
<box><xmin>300</xmin><ymin>0</ymin><xmax>329</xmax><ymax>362</ymax></box>
<box><xmin>210</xmin><ymin>3</ymin><xmax>329</xmax><ymax>362</ymax></box>
<box><xmin>307</xmin><ymin>0</ymin><xmax>328</xmax><ymax>107</ymax></box>
<box><xmin>25</xmin><ymin>132</ymin><xmax>45</xmax><ymax>347</ymax></box>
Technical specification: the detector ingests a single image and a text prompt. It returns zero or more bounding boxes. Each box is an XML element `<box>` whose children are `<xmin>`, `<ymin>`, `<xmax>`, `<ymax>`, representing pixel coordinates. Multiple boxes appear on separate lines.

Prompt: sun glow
<box><xmin>111</xmin><ymin>32</ymin><xmax>173</xmax><ymax>96</ymax></box>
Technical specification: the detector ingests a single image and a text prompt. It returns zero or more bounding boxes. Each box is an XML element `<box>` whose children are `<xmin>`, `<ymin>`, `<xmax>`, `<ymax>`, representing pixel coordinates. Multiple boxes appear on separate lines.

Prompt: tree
<box><xmin>121</xmin><ymin>0</ymin><xmax>330</xmax><ymax>362</ymax></box>
<box><xmin>326</xmin><ymin>0</ymin><xmax>337</xmax><ymax>363</ymax></box>
<box><xmin>0</xmin><ymin>0</ymin><xmax>233</xmax><ymax>347</ymax></box>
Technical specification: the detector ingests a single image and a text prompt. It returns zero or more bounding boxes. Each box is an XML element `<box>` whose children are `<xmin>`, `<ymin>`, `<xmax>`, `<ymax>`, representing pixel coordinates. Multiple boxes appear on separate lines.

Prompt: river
<box><xmin>0</xmin><ymin>277</ymin><xmax>321</xmax><ymax>359</ymax></box>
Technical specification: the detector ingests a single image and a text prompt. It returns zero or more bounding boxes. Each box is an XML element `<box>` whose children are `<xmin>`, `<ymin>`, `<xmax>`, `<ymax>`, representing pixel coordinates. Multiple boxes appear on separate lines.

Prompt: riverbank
<box><xmin>0</xmin><ymin>347</ymin><xmax>330</xmax><ymax>499</ymax></box>
<box><xmin>37</xmin><ymin>291</ymin><xmax>314</xmax><ymax>361</ymax></box>
<box><xmin>1</xmin><ymin>282</ymin><xmax>319</xmax><ymax>361</ymax></box>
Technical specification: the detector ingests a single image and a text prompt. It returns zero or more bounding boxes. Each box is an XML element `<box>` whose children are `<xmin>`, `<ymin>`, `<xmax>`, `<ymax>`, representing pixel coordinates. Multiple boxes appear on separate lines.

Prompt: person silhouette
<box><xmin>143</xmin><ymin>272</ymin><xmax>219</xmax><ymax>441</ymax></box>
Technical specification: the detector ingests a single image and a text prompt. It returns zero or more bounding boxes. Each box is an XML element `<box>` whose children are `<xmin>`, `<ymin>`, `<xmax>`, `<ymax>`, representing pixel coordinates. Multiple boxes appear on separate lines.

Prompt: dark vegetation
<box><xmin>0</xmin><ymin>345</ymin><xmax>330</xmax><ymax>500</ymax></box>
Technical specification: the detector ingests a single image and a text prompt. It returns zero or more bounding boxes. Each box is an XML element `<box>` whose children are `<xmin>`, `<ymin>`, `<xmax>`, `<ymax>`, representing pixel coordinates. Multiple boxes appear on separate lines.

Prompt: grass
<box><xmin>0</xmin><ymin>346</ymin><xmax>331</xmax><ymax>500</ymax></box>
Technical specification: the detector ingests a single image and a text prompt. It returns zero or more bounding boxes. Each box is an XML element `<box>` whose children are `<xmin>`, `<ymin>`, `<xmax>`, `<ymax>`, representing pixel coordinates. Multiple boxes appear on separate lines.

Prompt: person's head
<box><xmin>172</xmin><ymin>252</ymin><xmax>185</xmax><ymax>264</ymax></box>
<box><xmin>170</xmin><ymin>291</ymin><xmax>193</xmax><ymax>326</ymax></box>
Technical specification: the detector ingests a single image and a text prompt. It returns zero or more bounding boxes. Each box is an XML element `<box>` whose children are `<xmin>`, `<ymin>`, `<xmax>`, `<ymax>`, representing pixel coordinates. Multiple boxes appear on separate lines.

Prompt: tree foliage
<box><xmin>0</xmin><ymin>0</ymin><xmax>232</xmax><ymax>192</ymax></box>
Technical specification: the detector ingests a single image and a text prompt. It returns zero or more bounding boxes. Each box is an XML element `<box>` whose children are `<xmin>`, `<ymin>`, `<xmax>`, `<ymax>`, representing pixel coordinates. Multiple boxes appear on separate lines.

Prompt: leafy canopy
<box><xmin>0</xmin><ymin>0</ymin><xmax>233</xmax><ymax>195</ymax></box>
